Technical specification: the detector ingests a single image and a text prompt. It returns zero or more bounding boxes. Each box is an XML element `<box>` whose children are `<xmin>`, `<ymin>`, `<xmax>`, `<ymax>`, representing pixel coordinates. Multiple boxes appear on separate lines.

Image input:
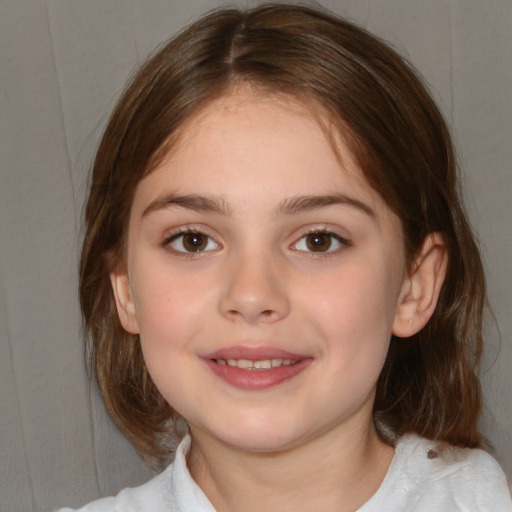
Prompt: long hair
<box><xmin>80</xmin><ymin>4</ymin><xmax>485</xmax><ymax>467</ymax></box>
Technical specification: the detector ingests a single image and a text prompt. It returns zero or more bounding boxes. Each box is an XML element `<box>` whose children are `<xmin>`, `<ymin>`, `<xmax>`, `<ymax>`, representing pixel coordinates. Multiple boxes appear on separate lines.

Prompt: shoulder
<box><xmin>56</xmin><ymin>464</ymin><xmax>174</xmax><ymax>512</ymax></box>
<box><xmin>364</xmin><ymin>434</ymin><xmax>512</xmax><ymax>512</ymax></box>
<box><xmin>56</xmin><ymin>435</ymin><xmax>215</xmax><ymax>512</ymax></box>
<box><xmin>399</xmin><ymin>434</ymin><xmax>506</xmax><ymax>476</ymax></box>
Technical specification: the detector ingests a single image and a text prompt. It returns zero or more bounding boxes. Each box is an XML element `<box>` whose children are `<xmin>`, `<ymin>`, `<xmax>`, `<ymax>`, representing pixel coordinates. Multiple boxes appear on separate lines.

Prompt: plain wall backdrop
<box><xmin>1</xmin><ymin>0</ymin><xmax>510</xmax><ymax>510</ymax></box>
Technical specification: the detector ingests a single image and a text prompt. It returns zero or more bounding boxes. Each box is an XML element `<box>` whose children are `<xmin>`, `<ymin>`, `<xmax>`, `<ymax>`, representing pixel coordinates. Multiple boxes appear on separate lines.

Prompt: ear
<box><xmin>109</xmin><ymin>266</ymin><xmax>140</xmax><ymax>334</ymax></box>
<box><xmin>392</xmin><ymin>233</ymin><xmax>447</xmax><ymax>338</ymax></box>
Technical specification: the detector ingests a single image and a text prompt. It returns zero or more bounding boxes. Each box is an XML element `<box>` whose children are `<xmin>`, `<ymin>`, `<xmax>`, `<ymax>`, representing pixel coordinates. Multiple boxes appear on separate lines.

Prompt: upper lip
<box><xmin>202</xmin><ymin>346</ymin><xmax>310</xmax><ymax>361</ymax></box>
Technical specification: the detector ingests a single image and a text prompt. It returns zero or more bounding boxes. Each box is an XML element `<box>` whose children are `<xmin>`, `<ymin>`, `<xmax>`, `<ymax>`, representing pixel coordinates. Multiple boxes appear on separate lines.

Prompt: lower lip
<box><xmin>203</xmin><ymin>358</ymin><xmax>312</xmax><ymax>390</ymax></box>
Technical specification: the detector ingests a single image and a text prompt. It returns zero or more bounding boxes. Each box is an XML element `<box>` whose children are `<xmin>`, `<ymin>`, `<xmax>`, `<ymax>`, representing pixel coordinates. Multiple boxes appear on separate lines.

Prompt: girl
<box><xmin>60</xmin><ymin>3</ymin><xmax>511</xmax><ymax>511</ymax></box>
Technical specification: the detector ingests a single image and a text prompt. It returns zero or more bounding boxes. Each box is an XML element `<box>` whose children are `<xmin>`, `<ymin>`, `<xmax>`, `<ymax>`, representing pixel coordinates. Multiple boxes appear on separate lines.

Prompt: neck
<box><xmin>187</xmin><ymin>419</ymin><xmax>394</xmax><ymax>512</ymax></box>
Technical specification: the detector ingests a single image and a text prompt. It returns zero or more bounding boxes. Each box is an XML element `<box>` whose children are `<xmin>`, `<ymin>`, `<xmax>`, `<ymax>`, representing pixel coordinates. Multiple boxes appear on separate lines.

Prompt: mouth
<box><xmin>203</xmin><ymin>347</ymin><xmax>312</xmax><ymax>390</ymax></box>
<box><xmin>214</xmin><ymin>358</ymin><xmax>299</xmax><ymax>370</ymax></box>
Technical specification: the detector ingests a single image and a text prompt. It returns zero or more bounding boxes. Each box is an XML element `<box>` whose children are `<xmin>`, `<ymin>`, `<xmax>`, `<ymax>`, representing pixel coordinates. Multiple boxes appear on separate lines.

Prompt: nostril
<box><xmin>225</xmin><ymin>308</ymin><xmax>276</xmax><ymax>321</ymax></box>
<box><xmin>220</xmin><ymin>284</ymin><xmax>291</xmax><ymax>323</ymax></box>
<box><xmin>228</xmin><ymin>309</ymin><xmax>273</xmax><ymax>316</ymax></box>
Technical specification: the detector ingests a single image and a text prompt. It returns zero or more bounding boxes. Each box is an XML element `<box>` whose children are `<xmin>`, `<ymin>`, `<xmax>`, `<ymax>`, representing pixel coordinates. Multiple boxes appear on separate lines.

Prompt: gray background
<box><xmin>0</xmin><ymin>0</ymin><xmax>510</xmax><ymax>510</ymax></box>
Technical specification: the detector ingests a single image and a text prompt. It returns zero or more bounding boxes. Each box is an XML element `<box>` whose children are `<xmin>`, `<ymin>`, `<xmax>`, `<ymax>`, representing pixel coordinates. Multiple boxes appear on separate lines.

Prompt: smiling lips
<box><xmin>203</xmin><ymin>347</ymin><xmax>313</xmax><ymax>390</ymax></box>
<box><xmin>216</xmin><ymin>358</ymin><xmax>297</xmax><ymax>369</ymax></box>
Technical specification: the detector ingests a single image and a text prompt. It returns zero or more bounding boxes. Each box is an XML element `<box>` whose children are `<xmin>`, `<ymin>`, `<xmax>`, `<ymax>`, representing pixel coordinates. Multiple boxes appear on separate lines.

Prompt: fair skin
<box><xmin>111</xmin><ymin>90</ymin><xmax>447</xmax><ymax>512</ymax></box>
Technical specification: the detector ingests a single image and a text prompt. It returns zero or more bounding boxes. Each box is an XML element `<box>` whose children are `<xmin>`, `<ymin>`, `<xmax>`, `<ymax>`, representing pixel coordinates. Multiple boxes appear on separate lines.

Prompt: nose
<box><xmin>219</xmin><ymin>251</ymin><xmax>291</xmax><ymax>324</ymax></box>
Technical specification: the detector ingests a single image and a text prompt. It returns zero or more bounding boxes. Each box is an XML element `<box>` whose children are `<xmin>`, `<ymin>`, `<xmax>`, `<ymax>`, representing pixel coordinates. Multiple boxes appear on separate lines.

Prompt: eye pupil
<box><xmin>306</xmin><ymin>233</ymin><xmax>331</xmax><ymax>252</ymax></box>
<box><xmin>183</xmin><ymin>233</ymin><xmax>207</xmax><ymax>252</ymax></box>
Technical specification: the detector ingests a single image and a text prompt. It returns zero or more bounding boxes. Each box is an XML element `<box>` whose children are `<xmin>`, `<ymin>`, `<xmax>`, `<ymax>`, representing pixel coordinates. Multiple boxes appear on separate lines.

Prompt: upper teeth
<box><xmin>216</xmin><ymin>358</ymin><xmax>294</xmax><ymax>369</ymax></box>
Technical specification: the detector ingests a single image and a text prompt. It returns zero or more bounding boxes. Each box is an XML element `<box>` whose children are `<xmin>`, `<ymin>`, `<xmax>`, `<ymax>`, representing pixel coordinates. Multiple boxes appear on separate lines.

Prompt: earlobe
<box><xmin>392</xmin><ymin>233</ymin><xmax>447</xmax><ymax>338</ymax></box>
<box><xmin>109</xmin><ymin>267</ymin><xmax>140</xmax><ymax>334</ymax></box>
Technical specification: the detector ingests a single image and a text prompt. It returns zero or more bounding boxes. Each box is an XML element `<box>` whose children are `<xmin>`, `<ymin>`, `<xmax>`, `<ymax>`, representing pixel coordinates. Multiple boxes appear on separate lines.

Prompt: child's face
<box><xmin>112</xmin><ymin>91</ymin><xmax>409</xmax><ymax>454</ymax></box>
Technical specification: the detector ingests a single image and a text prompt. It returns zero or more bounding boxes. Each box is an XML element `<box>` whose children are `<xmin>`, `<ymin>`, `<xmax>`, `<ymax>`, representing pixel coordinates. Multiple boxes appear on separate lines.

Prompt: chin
<box><xmin>223</xmin><ymin>434</ymin><xmax>298</xmax><ymax>454</ymax></box>
<box><xmin>204</xmin><ymin>417</ymin><xmax>312</xmax><ymax>454</ymax></box>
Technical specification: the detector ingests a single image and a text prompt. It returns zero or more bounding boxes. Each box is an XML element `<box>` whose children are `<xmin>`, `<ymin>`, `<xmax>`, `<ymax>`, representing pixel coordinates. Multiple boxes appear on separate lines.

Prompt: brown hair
<box><xmin>80</xmin><ymin>3</ymin><xmax>485</xmax><ymax>467</ymax></box>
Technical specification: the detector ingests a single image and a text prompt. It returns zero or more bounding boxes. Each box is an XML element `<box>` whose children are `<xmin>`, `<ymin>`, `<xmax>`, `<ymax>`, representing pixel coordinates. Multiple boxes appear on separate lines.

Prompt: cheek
<box><xmin>299</xmin><ymin>261</ymin><xmax>399</xmax><ymax>362</ymax></box>
<box><xmin>308</xmin><ymin>262</ymin><xmax>396</xmax><ymax>322</ymax></box>
<box><xmin>129</xmin><ymin>268</ymin><xmax>213</xmax><ymax>409</ymax></box>
<box><xmin>130</xmin><ymin>262</ymin><xmax>216</xmax><ymax>357</ymax></box>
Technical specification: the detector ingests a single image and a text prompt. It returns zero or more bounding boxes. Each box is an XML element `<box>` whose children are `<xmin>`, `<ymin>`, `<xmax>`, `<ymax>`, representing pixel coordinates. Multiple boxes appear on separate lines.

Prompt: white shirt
<box><xmin>58</xmin><ymin>434</ymin><xmax>512</xmax><ymax>512</ymax></box>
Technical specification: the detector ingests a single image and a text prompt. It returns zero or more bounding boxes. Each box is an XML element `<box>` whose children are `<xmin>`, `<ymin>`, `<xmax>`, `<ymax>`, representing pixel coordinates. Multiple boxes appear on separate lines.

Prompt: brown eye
<box><xmin>182</xmin><ymin>233</ymin><xmax>207</xmax><ymax>251</ymax></box>
<box><xmin>306</xmin><ymin>233</ymin><xmax>332</xmax><ymax>252</ymax></box>
<box><xmin>293</xmin><ymin>231</ymin><xmax>348</xmax><ymax>254</ymax></box>
<box><xmin>167</xmin><ymin>231</ymin><xmax>219</xmax><ymax>253</ymax></box>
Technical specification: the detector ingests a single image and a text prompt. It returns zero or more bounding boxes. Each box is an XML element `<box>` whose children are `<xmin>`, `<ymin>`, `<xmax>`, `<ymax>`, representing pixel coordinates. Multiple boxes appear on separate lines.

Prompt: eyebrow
<box><xmin>142</xmin><ymin>192</ymin><xmax>375</xmax><ymax>218</ymax></box>
<box><xmin>142</xmin><ymin>193</ymin><xmax>232</xmax><ymax>217</ymax></box>
<box><xmin>277</xmin><ymin>194</ymin><xmax>376</xmax><ymax>218</ymax></box>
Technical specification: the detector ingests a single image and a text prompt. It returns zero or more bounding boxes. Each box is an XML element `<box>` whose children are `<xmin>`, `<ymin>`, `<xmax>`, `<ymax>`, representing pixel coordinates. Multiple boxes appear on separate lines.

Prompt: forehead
<box><xmin>133</xmin><ymin>89</ymin><xmax>390</xmax><ymax>218</ymax></box>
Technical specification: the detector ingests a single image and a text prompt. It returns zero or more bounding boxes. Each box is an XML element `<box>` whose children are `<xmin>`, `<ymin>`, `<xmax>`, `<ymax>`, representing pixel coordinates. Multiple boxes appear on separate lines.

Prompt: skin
<box><xmin>111</xmin><ymin>90</ymin><xmax>447</xmax><ymax>511</ymax></box>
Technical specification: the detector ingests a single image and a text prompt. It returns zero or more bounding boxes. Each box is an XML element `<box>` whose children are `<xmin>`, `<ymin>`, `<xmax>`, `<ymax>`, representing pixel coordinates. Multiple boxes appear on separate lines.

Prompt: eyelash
<box><xmin>162</xmin><ymin>227</ymin><xmax>220</xmax><ymax>257</ymax></box>
<box><xmin>291</xmin><ymin>229</ymin><xmax>350</xmax><ymax>256</ymax></box>
<box><xmin>161</xmin><ymin>227</ymin><xmax>350</xmax><ymax>257</ymax></box>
